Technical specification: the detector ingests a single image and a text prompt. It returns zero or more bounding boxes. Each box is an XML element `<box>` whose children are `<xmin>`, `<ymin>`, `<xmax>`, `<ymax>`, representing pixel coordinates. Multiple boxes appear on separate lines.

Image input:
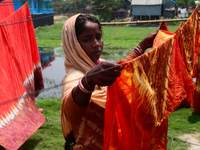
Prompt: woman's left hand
<box><xmin>138</xmin><ymin>31</ymin><xmax>158</xmax><ymax>51</ymax></box>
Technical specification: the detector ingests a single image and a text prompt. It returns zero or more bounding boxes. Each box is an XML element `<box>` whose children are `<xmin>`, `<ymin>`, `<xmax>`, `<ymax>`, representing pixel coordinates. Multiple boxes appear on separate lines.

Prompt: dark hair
<box><xmin>75</xmin><ymin>15</ymin><xmax>101</xmax><ymax>38</ymax></box>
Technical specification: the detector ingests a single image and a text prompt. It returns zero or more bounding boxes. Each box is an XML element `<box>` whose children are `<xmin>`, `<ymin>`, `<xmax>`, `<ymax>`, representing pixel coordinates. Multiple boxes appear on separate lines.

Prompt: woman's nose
<box><xmin>93</xmin><ymin>39</ymin><xmax>100</xmax><ymax>47</ymax></box>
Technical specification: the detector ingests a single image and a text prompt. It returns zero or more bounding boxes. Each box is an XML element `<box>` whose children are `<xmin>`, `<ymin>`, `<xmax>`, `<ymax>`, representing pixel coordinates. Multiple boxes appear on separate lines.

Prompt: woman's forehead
<box><xmin>84</xmin><ymin>21</ymin><xmax>100</xmax><ymax>29</ymax></box>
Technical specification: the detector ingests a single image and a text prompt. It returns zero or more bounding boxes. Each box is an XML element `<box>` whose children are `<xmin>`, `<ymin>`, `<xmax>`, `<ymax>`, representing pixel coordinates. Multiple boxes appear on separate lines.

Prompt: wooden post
<box><xmin>100</xmin><ymin>18</ymin><xmax>189</xmax><ymax>26</ymax></box>
<box><xmin>74</xmin><ymin>0</ymin><xmax>77</xmax><ymax>14</ymax></box>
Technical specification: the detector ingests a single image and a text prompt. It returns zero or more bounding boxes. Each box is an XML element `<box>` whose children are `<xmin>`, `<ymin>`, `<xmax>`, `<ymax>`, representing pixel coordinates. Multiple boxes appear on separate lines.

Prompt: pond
<box><xmin>36</xmin><ymin>47</ymin><xmax>65</xmax><ymax>100</ymax></box>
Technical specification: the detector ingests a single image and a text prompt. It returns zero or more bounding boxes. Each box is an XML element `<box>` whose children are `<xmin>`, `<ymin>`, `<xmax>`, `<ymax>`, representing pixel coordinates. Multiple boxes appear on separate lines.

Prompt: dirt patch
<box><xmin>178</xmin><ymin>133</ymin><xmax>200</xmax><ymax>150</ymax></box>
<box><xmin>53</xmin><ymin>15</ymin><xmax>63</xmax><ymax>19</ymax></box>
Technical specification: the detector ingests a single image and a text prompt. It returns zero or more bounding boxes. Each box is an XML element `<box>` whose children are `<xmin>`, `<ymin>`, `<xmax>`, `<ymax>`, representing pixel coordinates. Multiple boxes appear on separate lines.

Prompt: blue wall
<box><xmin>132</xmin><ymin>5</ymin><xmax>162</xmax><ymax>16</ymax></box>
<box><xmin>13</xmin><ymin>0</ymin><xmax>53</xmax><ymax>14</ymax></box>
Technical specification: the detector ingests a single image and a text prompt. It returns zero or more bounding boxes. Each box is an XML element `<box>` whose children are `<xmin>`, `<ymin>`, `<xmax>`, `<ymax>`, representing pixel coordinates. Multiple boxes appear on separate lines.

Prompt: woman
<box><xmin>61</xmin><ymin>14</ymin><xmax>157</xmax><ymax>150</ymax></box>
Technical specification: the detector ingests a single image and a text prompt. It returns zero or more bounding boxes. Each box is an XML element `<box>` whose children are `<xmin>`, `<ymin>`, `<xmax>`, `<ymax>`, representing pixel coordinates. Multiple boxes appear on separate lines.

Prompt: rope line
<box><xmin>0</xmin><ymin>15</ymin><xmax>53</xmax><ymax>27</ymax></box>
<box><xmin>0</xmin><ymin>63</ymin><xmax>127</xmax><ymax>106</ymax></box>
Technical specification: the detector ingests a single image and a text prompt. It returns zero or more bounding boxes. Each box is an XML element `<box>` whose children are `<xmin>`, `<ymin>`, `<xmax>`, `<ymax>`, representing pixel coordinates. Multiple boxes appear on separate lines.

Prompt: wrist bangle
<box><xmin>85</xmin><ymin>71</ymin><xmax>94</xmax><ymax>90</ymax></box>
<box><xmin>78</xmin><ymin>78</ymin><xmax>94</xmax><ymax>94</ymax></box>
<box><xmin>133</xmin><ymin>48</ymin><xmax>141</xmax><ymax>55</ymax></box>
<box><xmin>137</xmin><ymin>45</ymin><xmax>144</xmax><ymax>54</ymax></box>
<box><xmin>134</xmin><ymin>47</ymin><xmax>142</xmax><ymax>55</ymax></box>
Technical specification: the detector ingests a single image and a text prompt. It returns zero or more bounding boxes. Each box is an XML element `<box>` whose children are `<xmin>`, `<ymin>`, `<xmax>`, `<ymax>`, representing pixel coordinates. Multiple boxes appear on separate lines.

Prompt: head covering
<box><xmin>62</xmin><ymin>14</ymin><xmax>95</xmax><ymax>73</ymax></box>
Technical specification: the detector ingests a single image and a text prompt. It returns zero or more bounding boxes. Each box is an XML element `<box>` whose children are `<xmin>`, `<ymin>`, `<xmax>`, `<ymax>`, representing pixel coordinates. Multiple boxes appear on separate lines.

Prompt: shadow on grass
<box><xmin>188</xmin><ymin>112</ymin><xmax>200</xmax><ymax>123</ymax></box>
<box><xmin>0</xmin><ymin>138</ymin><xmax>42</xmax><ymax>150</ymax></box>
<box><xmin>167</xmin><ymin>136</ymin><xmax>189</xmax><ymax>150</ymax></box>
<box><xmin>19</xmin><ymin>138</ymin><xmax>43</xmax><ymax>150</ymax></box>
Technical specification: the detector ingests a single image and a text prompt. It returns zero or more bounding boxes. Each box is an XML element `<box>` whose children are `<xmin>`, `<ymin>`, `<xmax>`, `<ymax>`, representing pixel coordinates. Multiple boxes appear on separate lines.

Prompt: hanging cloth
<box><xmin>104</xmin><ymin>30</ymin><xmax>196</xmax><ymax>150</ymax></box>
<box><xmin>103</xmin><ymin>6</ymin><xmax>199</xmax><ymax>150</ymax></box>
<box><xmin>158</xmin><ymin>6</ymin><xmax>199</xmax><ymax>110</ymax></box>
<box><xmin>0</xmin><ymin>3</ymin><xmax>45</xmax><ymax>150</ymax></box>
<box><xmin>0</xmin><ymin>0</ymin><xmax>14</xmax><ymax>20</ymax></box>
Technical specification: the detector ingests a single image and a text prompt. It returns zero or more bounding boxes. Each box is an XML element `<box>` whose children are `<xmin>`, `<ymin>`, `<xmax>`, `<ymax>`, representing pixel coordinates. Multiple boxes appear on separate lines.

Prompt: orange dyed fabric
<box><xmin>104</xmin><ymin>30</ymin><xmax>196</xmax><ymax>150</ymax></box>
<box><xmin>194</xmin><ymin>36</ymin><xmax>200</xmax><ymax>113</ymax></box>
<box><xmin>159</xmin><ymin>7</ymin><xmax>199</xmax><ymax>109</ymax></box>
<box><xmin>104</xmin><ymin>7</ymin><xmax>199</xmax><ymax>149</ymax></box>
<box><xmin>0</xmin><ymin>3</ymin><xmax>45</xmax><ymax>150</ymax></box>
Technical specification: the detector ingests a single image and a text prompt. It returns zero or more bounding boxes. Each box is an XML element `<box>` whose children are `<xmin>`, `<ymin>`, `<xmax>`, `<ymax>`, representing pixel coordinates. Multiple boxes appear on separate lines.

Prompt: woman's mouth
<box><xmin>93</xmin><ymin>50</ymin><xmax>101</xmax><ymax>55</ymax></box>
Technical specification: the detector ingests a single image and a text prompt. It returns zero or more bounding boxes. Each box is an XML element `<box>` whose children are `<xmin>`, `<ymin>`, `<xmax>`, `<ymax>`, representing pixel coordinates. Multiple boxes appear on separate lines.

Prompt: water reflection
<box><xmin>39</xmin><ymin>47</ymin><xmax>55</xmax><ymax>69</ymax></box>
<box><xmin>37</xmin><ymin>47</ymin><xmax>65</xmax><ymax>100</ymax></box>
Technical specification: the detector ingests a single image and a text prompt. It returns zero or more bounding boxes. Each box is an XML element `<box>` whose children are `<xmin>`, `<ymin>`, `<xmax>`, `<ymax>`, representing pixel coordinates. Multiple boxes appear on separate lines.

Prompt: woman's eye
<box><xmin>96</xmin><ymin>36</ymin><xmax>102</xmax><ymax>41</ymax></box>
<box><xmin>83</xmin><ymin>38</ymin><xmax>91</xmax><ymax>42</ymax></box>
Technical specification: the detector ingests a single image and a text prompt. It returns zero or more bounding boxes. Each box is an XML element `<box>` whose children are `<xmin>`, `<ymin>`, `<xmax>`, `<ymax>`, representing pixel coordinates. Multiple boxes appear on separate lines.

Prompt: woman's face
<box><xmin>77</xmin><ymin>20</ymin><xmax>103</xmax><ymax>64</ymax></box>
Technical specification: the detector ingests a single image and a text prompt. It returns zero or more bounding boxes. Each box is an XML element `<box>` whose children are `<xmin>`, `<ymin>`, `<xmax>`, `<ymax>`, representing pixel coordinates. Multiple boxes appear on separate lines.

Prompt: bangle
<box><xmin>85</xmin><ymin>71</ymin><xmax>94</xmax><ymax>90</ymax></box>
<box><xmin>133</xmin><ymin>45</ymin><xmax>144</xmax><ymax>56</ymax></box>
<box><xmin>137</xmin><ymin>45</ymin><xmax>144</xmax><ymax>54</ymax></box>
<box><xmin>78</xmin><ymin>78</ymin><xmax>94</xmax><ymax>94</ymax></box>
<box><xmin>133</xmin><ymin>47</ymin><xmax>141</xmax><ymax>55</ymax></box>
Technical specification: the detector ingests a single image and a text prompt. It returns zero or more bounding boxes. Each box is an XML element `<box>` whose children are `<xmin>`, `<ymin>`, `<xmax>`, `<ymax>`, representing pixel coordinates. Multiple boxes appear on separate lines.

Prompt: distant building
<box><xmin>131</xmin><ymin>0</ymin><xmax>176</xmax><ymax>20</ymax></box>
<box><xmin>162</xmin><ymin>0</ymin><xmax>176</xmax><ymax>18</ymax></box>
<box><xmin>115</xmin><ymin>0</ymin><xmax>131</xmax><ymax>19</ymax></box>
<box><xmin>13</xmin><ymin>0</ymin><xmax>53</xmax><ymax>28</ymax></box>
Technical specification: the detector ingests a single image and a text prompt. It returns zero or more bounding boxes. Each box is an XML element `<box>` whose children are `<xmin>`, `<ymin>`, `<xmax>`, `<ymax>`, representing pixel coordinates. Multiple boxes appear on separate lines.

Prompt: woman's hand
<box><xmin>85</xmin><ymin>61</ymin><xmax>124</xmax><ymax>88</ymax></box>
<box><xmin>138</xmin><ymin>31</ymin><xmax>158</xmax><ymax>51</ymax></box>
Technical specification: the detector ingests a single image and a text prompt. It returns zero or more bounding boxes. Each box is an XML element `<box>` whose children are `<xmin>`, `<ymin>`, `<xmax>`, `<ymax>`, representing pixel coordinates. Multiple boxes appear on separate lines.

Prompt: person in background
<box><xmin>61</xmin><ymin>14</ymin><xmax>157</xmax><ymax>150</ymax></box>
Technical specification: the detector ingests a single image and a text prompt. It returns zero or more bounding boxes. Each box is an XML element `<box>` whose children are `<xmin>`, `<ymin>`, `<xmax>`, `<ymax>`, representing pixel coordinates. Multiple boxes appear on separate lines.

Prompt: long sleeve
<box><xmin>124</xmin><ymin>51</ymin><xmax>139</xmax><ymax>62</ymax></box>
<box><xmin>62</xmin><ymin>90</ymin><xmax>88</xmax><ymax>123</ymax></box>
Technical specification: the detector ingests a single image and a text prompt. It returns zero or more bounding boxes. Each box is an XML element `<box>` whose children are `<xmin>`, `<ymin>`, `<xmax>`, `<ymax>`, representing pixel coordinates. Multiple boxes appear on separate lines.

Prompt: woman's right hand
<box><xmin>85</xmin><ymin>61</ymin><xmax>124</xmax><ymax>89</ymax></box>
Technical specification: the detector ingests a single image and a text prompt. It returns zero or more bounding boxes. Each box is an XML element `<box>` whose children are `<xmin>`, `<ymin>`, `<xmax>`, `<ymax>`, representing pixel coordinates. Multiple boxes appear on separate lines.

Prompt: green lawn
<box><xmin>1</xmin><ymin>17</ymin><xmax>199</xmax><ymax>150</ymax></box>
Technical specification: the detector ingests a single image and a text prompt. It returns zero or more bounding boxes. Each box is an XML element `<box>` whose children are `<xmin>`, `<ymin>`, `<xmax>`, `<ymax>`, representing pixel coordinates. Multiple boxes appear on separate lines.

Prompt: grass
<box><xmin>20</xmin><ymin>99</ymin><xmax>65</xmax><ymax>150</ymax></box>
<box><xmin>1</xmin><ymin>17</ymin><xmax>197</xmax><ymax>150</ymax></box>
<box><xmin>168</xmin><ymin>108</ymin><xmax>200</xmax><ymax>150</ymax></box>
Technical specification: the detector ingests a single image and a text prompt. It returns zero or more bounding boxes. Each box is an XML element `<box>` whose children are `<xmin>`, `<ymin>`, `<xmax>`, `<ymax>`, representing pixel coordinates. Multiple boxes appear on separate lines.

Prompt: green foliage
<box><xmin>53</xmin><ymin>0</ymin><xmax>91</xmax><ymax>14</ymax></box>
<box><xmin>91</xmin><ymin>0</ymin><xmax>124</xmax><ymax>22</ymax></box>
<box><xmin>173</xmin><ymin>0</ymin><xmax>196</xmax><ymax>8</ymax></box>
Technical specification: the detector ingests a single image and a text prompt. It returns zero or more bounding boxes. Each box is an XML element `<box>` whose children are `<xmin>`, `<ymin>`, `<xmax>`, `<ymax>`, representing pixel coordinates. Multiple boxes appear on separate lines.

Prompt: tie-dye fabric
<box><xmin>103</xmin><ymin>6</ymin><xmax>199</xmax><ymax>150</ymax></box>
<box><xmin>0</xmin><ymin>3</ymin><xmax>45</xmax><ymax>150</ymax></box>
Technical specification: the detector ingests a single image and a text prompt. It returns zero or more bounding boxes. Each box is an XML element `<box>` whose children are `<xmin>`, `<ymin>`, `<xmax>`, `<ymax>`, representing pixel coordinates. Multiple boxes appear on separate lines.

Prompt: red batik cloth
<box><xmin>0</xmin><ymin>0</ymin><xmax>14</xmax><ymax>20</ymax></box>
<box><xmin>103</xmin><ymin>30</ymin><xmax>196</xmax><ymax>149</ymax></box>
<box><xmin>0</xmin><ymin>3</ymin><xmax>45</xmax><ymax>150</ymax></box>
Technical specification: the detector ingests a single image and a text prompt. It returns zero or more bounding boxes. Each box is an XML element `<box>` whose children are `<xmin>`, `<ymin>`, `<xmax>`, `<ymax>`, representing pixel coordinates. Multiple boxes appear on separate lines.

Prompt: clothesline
<box><xmin>0</xmin><ymin>63</ymin><xmax>126</xmax><ymax>106</ymax></box>
<box><xmin>0</xmin><ymin>15</ymin><xmax>51</xmax><ymax>26</ymax></box>
<box><xmin>0</xmin><ymin>16</ymin><xmax>32</xmax><ymax>26</ymax></box>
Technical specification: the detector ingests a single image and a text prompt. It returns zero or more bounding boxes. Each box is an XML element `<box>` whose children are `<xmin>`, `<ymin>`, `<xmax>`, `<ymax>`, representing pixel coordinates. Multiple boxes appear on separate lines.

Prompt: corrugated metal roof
<box><xmin>131</xmin><ymin>0</ymin><xmax>162</xmax><ymax>5</ymax></box>
<box><xmin>170</xmin><ymin>0</ymin><xmax>176</xmax><ymax>4</ymax></box>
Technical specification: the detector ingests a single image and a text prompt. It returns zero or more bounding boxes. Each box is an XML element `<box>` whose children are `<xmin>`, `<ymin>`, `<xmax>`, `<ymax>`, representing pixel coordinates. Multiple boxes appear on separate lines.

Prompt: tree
<box><xmin>91</xmin><ymin>0</ymin><xmax>125</xmax><ymax>22</ymax></box>
<box><xmin>173</xmin><ymin>0</ymin><xmax>196</xmax><ymax>8</ymax></box>
<box><xmin>52</xmin><ymin>0</ymin><xmax>91</xmax><ymax>15</ymax></box>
